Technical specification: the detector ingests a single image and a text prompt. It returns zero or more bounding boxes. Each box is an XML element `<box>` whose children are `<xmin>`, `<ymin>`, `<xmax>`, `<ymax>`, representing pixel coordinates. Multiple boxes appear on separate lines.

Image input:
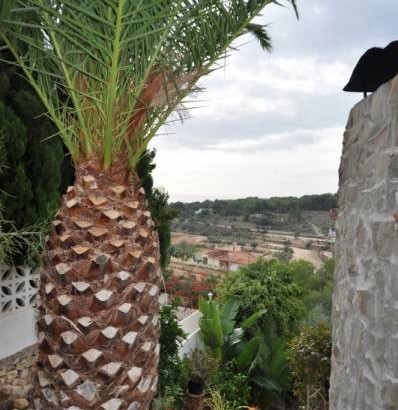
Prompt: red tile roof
<box><xmin>207</xmin><ymin>249</ymin><xmax>256</xmax><ymax>266</ymax></box>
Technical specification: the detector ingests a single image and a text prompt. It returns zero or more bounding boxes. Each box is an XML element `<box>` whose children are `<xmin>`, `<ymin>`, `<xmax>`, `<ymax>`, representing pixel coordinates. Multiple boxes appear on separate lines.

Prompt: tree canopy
<box><xmin>0</xmin><ymin>0</ymin><xmax>297</xmax><ymax>169</ymax></box>
<box><xmin>218</xmin><ymin>259</ymin><xmax>306</xmax><ymax>338</ymax></box>
<box><xmin>172</xmin><ymin>193</ymin><xmax>338</xmax><ymax>218</ymax></box>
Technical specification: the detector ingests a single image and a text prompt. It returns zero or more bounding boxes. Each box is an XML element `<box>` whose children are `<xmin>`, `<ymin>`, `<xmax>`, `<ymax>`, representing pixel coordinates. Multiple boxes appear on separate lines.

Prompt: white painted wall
<box><xmin>0</xmin><ymin>308</ymin><xmax>37</xmax><ymax>360</ymax></box>
<box><xmin>178</xmin><ymin>310</ymin><xmax>202</xmax><ymax>358</ymax></box>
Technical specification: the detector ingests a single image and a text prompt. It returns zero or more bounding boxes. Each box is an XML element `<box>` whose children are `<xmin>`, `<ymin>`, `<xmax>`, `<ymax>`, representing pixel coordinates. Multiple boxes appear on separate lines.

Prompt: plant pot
<box><xmin>184</xmin><ymin>389</ymin><xmax>205</xmax><ymax>410</ymax></box>
<box><xmin>187</xmin><ymin>379</ymin><xmax>205</xmax><ymax>396</ymax></box>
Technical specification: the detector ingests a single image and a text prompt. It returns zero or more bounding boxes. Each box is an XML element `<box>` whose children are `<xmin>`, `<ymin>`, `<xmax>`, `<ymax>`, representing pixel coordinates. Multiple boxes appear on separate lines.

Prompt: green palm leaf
<box><xmin>235</xmin><ymin>335</ymin><xmax>261</xmax><ymax>372</ymax></box>
<box><xmin>0</xmin><ymin>0</ymin><xmax>297</xmax><ymax>169</ymax></box>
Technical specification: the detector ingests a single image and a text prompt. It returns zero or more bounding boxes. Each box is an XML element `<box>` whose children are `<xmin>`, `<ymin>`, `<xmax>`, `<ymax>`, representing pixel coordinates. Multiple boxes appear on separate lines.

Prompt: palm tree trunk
<box><xmin>34</xmin><ymin>158</ymin><xmax>161</xmax><ymax>410</ymax></box>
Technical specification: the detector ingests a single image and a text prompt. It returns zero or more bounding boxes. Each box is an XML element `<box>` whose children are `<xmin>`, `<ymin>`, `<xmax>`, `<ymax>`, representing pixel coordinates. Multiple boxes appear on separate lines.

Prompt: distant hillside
<box><xmin>170</xmin><ymin>193</ymin><xmax>337</xmax><ymax>239</ymax></box>
<box><xmin>171</xmin><ymin>193</ymin><xmax>337</xmax><ymax>217</ymax></box>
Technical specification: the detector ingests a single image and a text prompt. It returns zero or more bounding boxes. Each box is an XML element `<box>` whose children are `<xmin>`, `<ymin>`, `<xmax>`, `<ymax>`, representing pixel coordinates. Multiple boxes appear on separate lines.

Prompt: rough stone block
<box><xmin>382</xmin><ymin>381</ymin><xmax>398</xmax><ymax>409</ymax></box>
<box><xmin>331</xmin><ymin>76</ymin><xmax>398</xmax><ymax>410</ymax></box>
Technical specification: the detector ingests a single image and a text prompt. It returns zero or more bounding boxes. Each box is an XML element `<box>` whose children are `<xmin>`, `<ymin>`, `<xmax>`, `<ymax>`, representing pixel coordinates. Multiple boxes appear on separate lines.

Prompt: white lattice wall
<box><xmin>0</xmin><ymin>266</ymin><xmax>39</xmax><ymax>360</ymax></box>
<box><xmin>0</xmin><ymin>266</ymin><xmax>39</xmax><ymax>313</ymax></box>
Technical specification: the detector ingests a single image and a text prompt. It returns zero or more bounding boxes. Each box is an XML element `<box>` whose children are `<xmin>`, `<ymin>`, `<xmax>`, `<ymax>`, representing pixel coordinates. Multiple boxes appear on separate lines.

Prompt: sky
<box><xmin>150</xmin><ymin>0</ymin><xmax>398</xmax><ymax>202</ymax></box>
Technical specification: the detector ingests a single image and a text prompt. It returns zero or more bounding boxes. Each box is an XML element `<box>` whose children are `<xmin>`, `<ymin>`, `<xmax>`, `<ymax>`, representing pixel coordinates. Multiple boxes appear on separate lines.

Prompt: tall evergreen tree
<box><xmin>0</xmin><ymin>48</ymin><xmax>71</xmax><ymax>230</ymax></box>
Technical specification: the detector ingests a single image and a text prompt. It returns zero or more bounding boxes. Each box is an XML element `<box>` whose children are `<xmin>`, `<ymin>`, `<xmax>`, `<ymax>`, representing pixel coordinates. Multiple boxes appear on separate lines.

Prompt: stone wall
<box><xmin>330</xmin><ymin>76</ymin><xmax>398</xmax><ymax>409</ymax></box>
<box><xmin>0</xmin><ymin>345</ymin><xmax>36</xmax><ymax>409</ymax></box>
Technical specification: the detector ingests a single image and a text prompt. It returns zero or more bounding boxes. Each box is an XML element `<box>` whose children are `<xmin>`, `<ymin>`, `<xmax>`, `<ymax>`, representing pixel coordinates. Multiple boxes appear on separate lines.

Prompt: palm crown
<box><xmin>0</xmin><ymin>0</ymin><xmax>297</xmax><ymax>170</ymax></box>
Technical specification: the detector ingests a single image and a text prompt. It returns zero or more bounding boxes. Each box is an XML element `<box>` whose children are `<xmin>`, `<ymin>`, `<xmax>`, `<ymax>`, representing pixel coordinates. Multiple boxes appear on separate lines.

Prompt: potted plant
<box><xmin>186</xmin><ymin>349</ymin><xmax>218</xmax><ymax>397</ymax></box>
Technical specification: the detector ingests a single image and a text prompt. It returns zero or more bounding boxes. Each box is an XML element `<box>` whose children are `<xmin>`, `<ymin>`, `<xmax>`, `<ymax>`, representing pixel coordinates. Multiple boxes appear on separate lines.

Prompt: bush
<box><xmin>157</xmin><ymin>302</ymin><xmax>187</xmax><ymax>409</ymax></box>
<box><xmin>275</xmin><ymin>245</ymin><xmax>294</xmax><ymax>262</ymax></box>
<box><xmin>218</xmin><ymin>259</ymin><xmax>305</xmax><ymax>339</ymax></box>
<box><xmin>290</xmin><ymin>259</ymin><xmax>334</xmax><ymax>324</ymax></box>
<box><xmin>205</xmin><ymin>389</ymin><xmax>236</xmax><ymax>410</ymax></box>
<box><xmin>209</xmin><ymin>362</ymin><xmax>251</xmax><ymax>407</ymax></box>
<box><xmin>288</xmin><ymin>322</ymin><xmax>331</xmax><ymax>409</ymax></box>
<box><xmin>170</xmin><ymin>241</ymin><xmax>197</xmax><ymax>260</ymax></box>
<box><xmin>136</xmin><ymin>149</ymin><xmax>177</xmax><ymax>269</ymax></box>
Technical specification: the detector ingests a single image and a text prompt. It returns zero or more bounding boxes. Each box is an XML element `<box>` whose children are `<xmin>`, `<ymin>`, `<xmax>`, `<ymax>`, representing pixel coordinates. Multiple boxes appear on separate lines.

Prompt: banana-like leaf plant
<box><xmin>0</xmin><ymin>1</ymin><xmax>297</xmax><ymax>408</ymax></box>
<box><xmin>199</xmin><ymin>297</ymin><xmax>266</xmax><ymax>364</ymax></box>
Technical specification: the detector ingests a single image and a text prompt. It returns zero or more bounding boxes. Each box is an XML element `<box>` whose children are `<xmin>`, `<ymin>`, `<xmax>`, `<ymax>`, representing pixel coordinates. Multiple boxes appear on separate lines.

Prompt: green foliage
<box><xmin>150</xmin><ymin>188</ymin><xmax>177</xmax><ymax>269</ymax></box>
<box><xmin>136</xmin><ymin>149</ymin><xmax>177</xmax><ymax>269</ymax></box>
<box><xmin>198</xmin><ymin>298</ymin><xmax>273</xmax><ymax>406</ymax></box>
<box><xmin>0</xmin><ymin>48</ymin><xmax>72</xmax><ymax>264</ymax></box>
<box><xmin>0</xmin><ymin>210</ymin><xmax>48</xmax><ymax>267</ymax></box>
<box><xmin>171</xmin><ymin>194</ymin><xmax>338</xmax><ymax>219</ymax></box>
<box><xmin>170</xmin><ymin>241</ymin><xmax>198</xmax><ymax>261</ymax></box>
<box><xmin>0</xmin><ymin>101</ymin><xmax>30</xmax><ymax>227</ymax></box>
<box><xmin>203</xmin><ymin>274</ymin><xmax>220</xmax><ymax>288</ymax></box>
<box><xmin>209</xmin><ymin>362</ymin><xmax>251</xmax><ymax>407</ymax></box>
<box><xmin>290</xmin><ymin>258</ymin><xmax>335</xmax><ymax>324</ymax></box>
<box><xmin>275</xmin><ymin>245</ymin><xmax>294</xmax><ymax>262</ymax></box>
<box><xmin>0</xmin><ymin>53</ymin><xmax>69</xmax><ymax>230</ymax></box>
<box><xmin>268</xmin><ymin>194</ymin><xmax>337</xmax><ymax>213</ymax></box>
<box><xmin>185</xmin><ymin>348</ymin><xmax>219</xmax><ymax>383</ymax></box>
<box><xmin>1</xmin><ymin>0</ymin><xmax>297</xmax><ymax>168</ymax></box>
<box><xmin>215</xmin><ymin>258</ymin><xmax>335</xmax><ymax>406</ymax></box>
<box><xmin>247</xmin><ymin>331</ymin><xmax>291</xmax><ymax>408</ymax></box>
<box><xmin>158</xmin><ymin>302</ymin><xmax>186</xmax><ymax>409</ymax></box>
<box><xmin>198</xmin><ymin>297</ymin><xmax>265</xmax><ymax>362</ymax></box>
<box><xmin>288</xmin><ymin>323</ymin><xmax>332</xmax><ymax>407</ymax></box>
<box><xmin>218</xmin><ymin>259</ymin><xmax>305</xmax><ymax>339</ymax></box>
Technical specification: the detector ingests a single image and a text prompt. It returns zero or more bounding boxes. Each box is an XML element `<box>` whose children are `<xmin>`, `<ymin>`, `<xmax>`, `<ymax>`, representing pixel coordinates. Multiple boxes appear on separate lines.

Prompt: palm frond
<box><xmin>246</xmin><ymin>23</ymin><xmax>272</xmax><ymax>51</ymax></box>
<box><xmin>0</xmin><ymin>0</ymin><xmax>298</xmax><ymax>169</ymax></box>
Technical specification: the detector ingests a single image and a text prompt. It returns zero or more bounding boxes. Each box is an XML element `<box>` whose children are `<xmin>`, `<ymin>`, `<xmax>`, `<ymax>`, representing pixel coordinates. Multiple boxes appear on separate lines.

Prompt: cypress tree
<box><xmin>0</xmin><ymin>49</ymin><xmax>71</xmax><ymax>230</ymax></box>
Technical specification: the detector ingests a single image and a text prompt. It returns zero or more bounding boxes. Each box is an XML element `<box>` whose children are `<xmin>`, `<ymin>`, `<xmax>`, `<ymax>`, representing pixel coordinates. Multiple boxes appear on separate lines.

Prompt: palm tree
<box><xmin>0</xmin><ymin>1</ymin><xmax>297</xmax><ymax>409</ymax></box>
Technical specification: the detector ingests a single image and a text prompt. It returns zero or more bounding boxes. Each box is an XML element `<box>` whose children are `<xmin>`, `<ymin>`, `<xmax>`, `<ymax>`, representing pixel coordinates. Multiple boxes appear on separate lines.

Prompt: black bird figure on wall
<box><xmin>343</xmin><ymin>41</ymin><xmax>398</xmax><ymax>97</ymax></box>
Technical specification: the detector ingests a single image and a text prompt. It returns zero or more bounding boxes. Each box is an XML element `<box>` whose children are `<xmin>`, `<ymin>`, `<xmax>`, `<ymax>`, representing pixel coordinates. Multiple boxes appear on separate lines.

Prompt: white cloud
<box><xmin>203</xmin><ymin>127</ymin><xmax>341</xmax><ymax>152</ymax></box>
<box><xmin>151</xmin><ymin>126</ymin><xmax>343</xmax><ymax>202</ymax></box>
<box><xmin>149</xmin><ymin>0</ymin><xmax>396</xmax><ymax>201</ymax></box>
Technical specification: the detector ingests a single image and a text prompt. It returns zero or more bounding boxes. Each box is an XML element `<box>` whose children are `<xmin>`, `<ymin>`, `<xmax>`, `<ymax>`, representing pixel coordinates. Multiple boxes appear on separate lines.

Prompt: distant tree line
<box><xmin>171</xmin><ymin>193</ymin><xmax>338</xmax><ymax>218</ymax></box>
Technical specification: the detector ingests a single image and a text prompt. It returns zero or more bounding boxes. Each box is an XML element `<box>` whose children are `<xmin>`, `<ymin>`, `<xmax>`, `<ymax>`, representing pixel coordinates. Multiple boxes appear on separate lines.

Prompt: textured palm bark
<box><xmin>34</xmin><ymin>159</ymin><xmax>161</xmax><ymax>410</ymax></box>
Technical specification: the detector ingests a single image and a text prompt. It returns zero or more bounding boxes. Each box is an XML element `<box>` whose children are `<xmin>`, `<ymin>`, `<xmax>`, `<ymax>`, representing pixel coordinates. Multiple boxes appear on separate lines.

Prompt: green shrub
<box><xmin>170</xmin><ymin>241</ymin><xmax>197</xmax><ymax>260</ymax></box>
<box><xmin>218</xmin><ymin>259</ymin><xmax>305</xmax><ymax>339</ymax></box>
<box><xmin>290</xmin><ymin>258</ymin><xmax>334</xmax><ymax>324</ymax></box>
<box><xmin>247</xmin><ymin>334</ymin><xmax>291</xmax><ymax>408</ymax></box>
<box><xmin>158</xmin><ymin>302</ymin><xmax>187</xmax><ymax>409</ymax></box>
<box><xmin>209</xmin><ymin>362</ymin><xmax>251</xmax><ymax>407</ymax></box>
<box><xmin>275</xmin><ymin>245</ymin><xmax>294</xmax><ymax>262</ymax></box>
<box><xmin>136</xmin><ymin>149</ymin><xmax>177</xmax><ymax>269</ymax></box>
<box><xmin>288</xmin><ymin>322</ymin><xmax>331</xmax><ymax>408</ymax></box>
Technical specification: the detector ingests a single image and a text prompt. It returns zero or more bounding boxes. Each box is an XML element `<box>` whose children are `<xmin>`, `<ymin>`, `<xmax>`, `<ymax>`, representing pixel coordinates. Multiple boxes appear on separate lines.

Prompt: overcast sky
<box><xmin>150</xmin><ymin>0</ymin><xmax>398</xmax><ymax>202</ymax></box>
